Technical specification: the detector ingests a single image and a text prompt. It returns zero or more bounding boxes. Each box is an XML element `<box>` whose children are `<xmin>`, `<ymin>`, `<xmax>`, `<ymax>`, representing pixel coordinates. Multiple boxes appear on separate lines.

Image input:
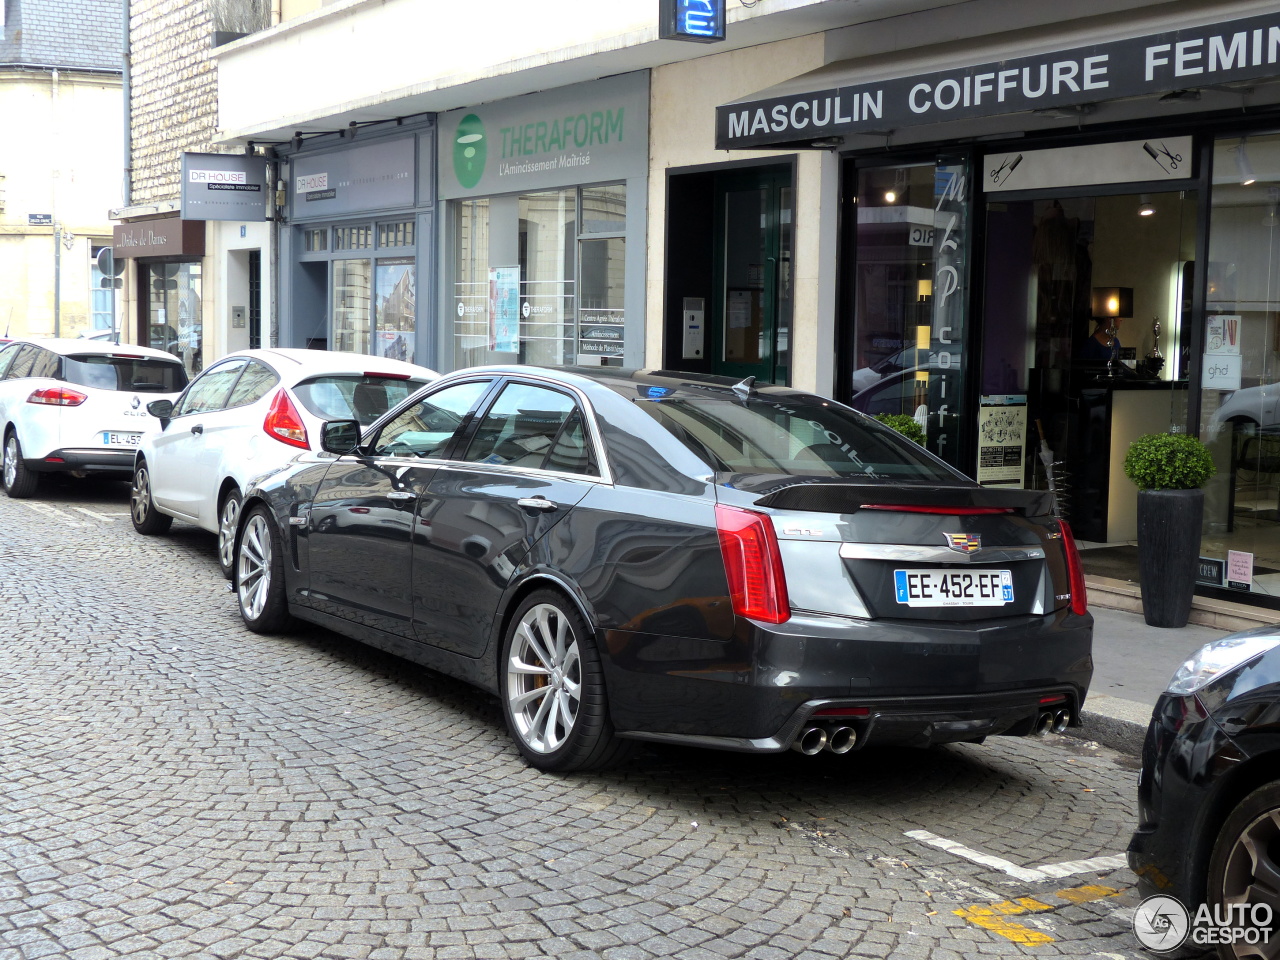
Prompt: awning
<box><xmin>715</xmin><ymin>7</ymin><xmax>1280</xmax><ymax>151</ymax></box>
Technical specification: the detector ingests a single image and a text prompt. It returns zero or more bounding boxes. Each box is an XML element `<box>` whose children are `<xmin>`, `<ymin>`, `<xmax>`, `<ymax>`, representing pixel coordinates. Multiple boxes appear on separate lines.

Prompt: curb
<box><xmin>1070</xmin><ymin>694</ymin><xmax>1153</xmax><ymax>755</ymax></box>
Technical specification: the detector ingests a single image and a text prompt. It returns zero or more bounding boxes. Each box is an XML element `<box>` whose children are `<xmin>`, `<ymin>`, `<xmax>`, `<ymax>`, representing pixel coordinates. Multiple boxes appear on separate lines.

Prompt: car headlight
<box><xmin>1166</xmin><ymin>631</ymin><xmax>1280</xmax><ymax>696</ymax></box>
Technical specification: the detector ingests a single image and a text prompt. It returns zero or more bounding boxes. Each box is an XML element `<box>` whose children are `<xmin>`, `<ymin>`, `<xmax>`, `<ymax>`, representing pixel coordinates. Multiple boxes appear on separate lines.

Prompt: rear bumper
<box><xmin>26</xmin><ymin>447</ymin><xmax>136</xmax><ymax>474</ymax></box>
<box><xmin>601</xmin><ymin>608</ymin><xmax>1093</xmax><ymax>750</ymax></box>
<box><xmin>619</xmin><ymin>685</ymin><xmax>1083</xmax><ymax>753</ymax></box>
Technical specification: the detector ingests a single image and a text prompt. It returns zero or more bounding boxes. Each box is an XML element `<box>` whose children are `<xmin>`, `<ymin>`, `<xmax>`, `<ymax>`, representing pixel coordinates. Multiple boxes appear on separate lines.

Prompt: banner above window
<box><xmin>716</xmin><ymin>9</ymin><xmax>1280</xmax><ymax>150</ymax></box>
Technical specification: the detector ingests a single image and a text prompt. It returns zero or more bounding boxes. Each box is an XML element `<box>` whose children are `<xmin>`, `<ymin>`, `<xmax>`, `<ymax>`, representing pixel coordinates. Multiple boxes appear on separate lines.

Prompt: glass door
<box><xmin>712</xmin><ymin>167</ymin><xmax>792</xmax><ymax>383</ymax></box>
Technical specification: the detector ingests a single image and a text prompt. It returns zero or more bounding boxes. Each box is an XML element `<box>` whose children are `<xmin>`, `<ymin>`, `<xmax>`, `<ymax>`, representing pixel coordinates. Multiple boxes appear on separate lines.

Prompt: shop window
<box><xmin>378</xmin><ymin>221</ymin><xmax>414</xmax><ymax>248</ymax></box>
<box><xmin>450</xmin><ymin>184</ymin><xmax>626</xmax><ymax>371</ymax></box>
<box><xmin>375</xmin><ymin>257</ymin><xmax>415</xmax><ymax>362</ymax></box>
<box><xmin>333</xmin><ymin>225</ymin><xmax>371</xmax><ymax>250</ymax></box>
<box><xmin>144</xmin><ymin>262</ymin><xmax>202</xmax><ymax>375</ymax></box>
<box><xmin>849</xmin><ymin>159</ymin><xmax>970</xmax><ymax>469</ymax></box>
<box><xmin>1199</xmin><ymin>133</ymin><xmax>1280</xmax><ymax>600</ymax></box>
<box><xmin>304</xmin><ymin>229</ymin><xmax>327</xmax><ymax>252</ymax></box>
<box><xmin>332</xmin><ymin>259</ymin><xmax>371</xmax><ymax>354</ymax></box>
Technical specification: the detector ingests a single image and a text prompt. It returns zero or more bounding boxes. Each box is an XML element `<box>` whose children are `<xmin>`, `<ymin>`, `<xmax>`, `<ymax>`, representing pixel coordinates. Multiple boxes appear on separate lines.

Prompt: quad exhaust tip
<box><xmin>826</xmin><ymin>726</ymin><xmax>857</xmax><ymax>754</ymax></box>
<box><xmin>1036</xmin><ymin>709</ymin><xmax>1071</xmax><ymax>735</ymax></box>
<box><xmin>791</xmin><ymin>726</ymin><xmax>828</xmax><ymax>755</ymax></box>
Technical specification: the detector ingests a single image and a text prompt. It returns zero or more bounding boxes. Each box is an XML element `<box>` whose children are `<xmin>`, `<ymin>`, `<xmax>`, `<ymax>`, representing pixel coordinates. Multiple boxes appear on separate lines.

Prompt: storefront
<box><xmin>277</xmin><ymin>118</ymin><xmax>436</xmax><ymax>366</ymax></box>
<box><xmin>112</xmin><ymin>216</ymin><xmax>207</xmax><ymax>376</ymax></box>
<box><xmin>707</xmin><ymin>7</ymin><xmax>1280</xmax><ymax>609</ymax></box>
<box><xmin>436</xmin><ymin>72</ymin><xmax>649</xmax><ymax>371</ymax></box>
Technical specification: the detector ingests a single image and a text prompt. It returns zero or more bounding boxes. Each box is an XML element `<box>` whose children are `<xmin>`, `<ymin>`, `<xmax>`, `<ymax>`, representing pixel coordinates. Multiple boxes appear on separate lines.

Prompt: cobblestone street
<box><xmin>0</xmin><ymin>477</ymin><xmax>1184</xmax><ymax>959</ymax></box>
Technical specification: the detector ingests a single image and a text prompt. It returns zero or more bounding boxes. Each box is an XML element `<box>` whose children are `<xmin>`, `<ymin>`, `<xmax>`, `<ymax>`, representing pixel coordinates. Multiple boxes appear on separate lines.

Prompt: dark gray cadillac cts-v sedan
<box><xmin>232</xmin><ymin>367</ymin><xmax>1093</xmax><ymax>771</ymax></box>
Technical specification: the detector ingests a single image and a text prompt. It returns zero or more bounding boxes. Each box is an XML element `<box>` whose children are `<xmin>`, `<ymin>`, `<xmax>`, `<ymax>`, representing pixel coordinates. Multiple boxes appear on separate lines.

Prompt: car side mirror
<box><xmin>320</xmin><ymin>419</ymin><xmax>362</xmax><ymax>455</ymax></box>
<box><xmin>146</xmin><ymin>399</ymin><xmax>173</xmax><ymax>419</ymax></box>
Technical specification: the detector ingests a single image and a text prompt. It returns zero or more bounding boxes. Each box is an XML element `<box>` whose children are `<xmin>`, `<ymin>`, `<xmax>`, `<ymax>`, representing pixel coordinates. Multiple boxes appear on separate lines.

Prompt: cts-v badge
<box><xmin>944</xmin><ymin>533</ymin><xmax>982</xmax><ymax>554</ymax></box>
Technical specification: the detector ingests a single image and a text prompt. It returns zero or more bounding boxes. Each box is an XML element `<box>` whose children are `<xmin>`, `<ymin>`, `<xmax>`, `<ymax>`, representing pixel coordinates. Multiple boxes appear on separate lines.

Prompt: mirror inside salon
<box><xmin>980</xmin><ymin>174</ymin><xmax>1197</xmax><ymax>555</ymax></box>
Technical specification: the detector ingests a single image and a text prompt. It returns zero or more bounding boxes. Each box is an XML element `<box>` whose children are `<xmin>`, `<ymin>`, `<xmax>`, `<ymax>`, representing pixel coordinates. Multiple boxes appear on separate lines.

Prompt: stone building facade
<box><xmin>0</xmin><ymin>0</ymin><xmax>123</xmax><ymax>338</ymax></box>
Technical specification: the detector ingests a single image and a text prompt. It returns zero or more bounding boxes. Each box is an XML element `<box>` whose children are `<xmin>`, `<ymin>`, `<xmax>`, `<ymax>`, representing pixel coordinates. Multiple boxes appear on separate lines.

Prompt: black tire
<box><xmin>1206</xmin><ymin>780</ymin><xmax>1280</xmax><ymax>959</ymax></box>
<box><xmin>3</xmin><ymin>430</ymin><xmax>38</xmax><ymax>499</ymax></box>
<box><xmin>216</xmin><ymin>487</ymin><xmax>242</xmax><ymax>580</ymax></box>
<box><xmin>235</xmin><ymin>505</ymin><xmax>293</xmax><ymax>634</ymax></box>
<box><xmin>498</xmin><ymin>588</ymin><xmax>634</xmax><ymax>772</ymax></box>
<box><xmin>130</xmin><ymin>460</ymin><xmax>173</xmax><ymax>534</ymax></box>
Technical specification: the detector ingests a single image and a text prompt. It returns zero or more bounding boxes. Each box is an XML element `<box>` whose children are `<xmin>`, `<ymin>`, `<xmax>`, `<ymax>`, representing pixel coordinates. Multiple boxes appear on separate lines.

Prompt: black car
<box><xmin>1129</xmin><ymin>629</ymin><xmax>1280</xmax><ymax>956</ymax></box>
<box><xmin>231</xmin><ymin>367</ymin><xmax>1093</xmax><ymax>771</ymax></box>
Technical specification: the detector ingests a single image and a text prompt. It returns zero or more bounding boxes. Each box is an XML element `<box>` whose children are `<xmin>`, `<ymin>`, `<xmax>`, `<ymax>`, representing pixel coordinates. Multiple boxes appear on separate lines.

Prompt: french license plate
<box><xmin>894</xmin><ymin>568</ymin><xmax>1014</xmax><ymax>607</ymax></box>
<box><xmin>102</xmin><ymin>431</ymin><xmax>142</xmax><ymax>446</ymax></box>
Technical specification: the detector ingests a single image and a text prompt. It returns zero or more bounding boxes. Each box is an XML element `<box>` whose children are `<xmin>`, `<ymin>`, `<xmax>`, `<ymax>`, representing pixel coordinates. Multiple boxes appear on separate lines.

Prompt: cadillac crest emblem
<box><xmin>944</xmin><ymin>533</ymin><xmax>982</xmax><ymax>554</ymax></box>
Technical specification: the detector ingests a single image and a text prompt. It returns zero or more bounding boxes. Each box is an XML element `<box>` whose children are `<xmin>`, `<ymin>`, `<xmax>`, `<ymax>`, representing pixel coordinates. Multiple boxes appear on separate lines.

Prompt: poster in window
<box><xmin>976</xmin><ymin>395</ymin><xmax>1027</xmax><ymax>487</ymax></box>
<box><xmin>376</xmin><ymin>257</ymin><xmax>415</xmax><ymax>363</ymax></box>
<box><xmin>489</xmin><ymin>266</ymin><xmax>520</xmax><ymax>353</ymax></box>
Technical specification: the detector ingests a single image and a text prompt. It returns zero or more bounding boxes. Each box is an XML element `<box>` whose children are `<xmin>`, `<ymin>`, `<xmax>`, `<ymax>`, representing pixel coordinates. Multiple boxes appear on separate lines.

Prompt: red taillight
<box><xmin>27</xmin><ymin>387</ymin><xmax>87</xmax><ymax>406</ymax></box>
<box><xmin>715</xmin><ymin>504</ymin><xmax>790</xmax><ymax>624</ymax></box>
<box><xmin>859</xmin><ymin>504</ymin><xmax>1013</xmax><ymax>515</ymax></box>
<box><xmin>1039</xmin><ymin>695</ymin><xmax>1067</xmax><ymax>705</ymax></box>
<box><xmin>1058</xmin><ymin>520</ymin><xmax>1088</xmax><ymax>616</ymax></box>
<box><xmin>263</xmin><ymin>390</ymin><xmax>310</xmax><ymax>449</ymax></box>
<box><xmin>812</xmin><ymin>707</ymin><xmax>871</xmax><ymax>718</ymax></box>
<box><xmin>365</xmin><ymin>371</ymin><xmax>410</xmax><ymax>380</ymax></box>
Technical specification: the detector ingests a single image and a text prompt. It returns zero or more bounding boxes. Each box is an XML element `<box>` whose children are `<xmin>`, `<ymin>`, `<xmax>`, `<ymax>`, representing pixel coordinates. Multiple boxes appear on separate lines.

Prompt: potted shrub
<box><xmin>873</xmin><ymin>413</ymin><xmax>926</xmax><ymax>445</ymax></box>
<box><xmin>1123</xmin><ymin>432</ymin><xmax>1215</xmax><ymax>628</ymax></box>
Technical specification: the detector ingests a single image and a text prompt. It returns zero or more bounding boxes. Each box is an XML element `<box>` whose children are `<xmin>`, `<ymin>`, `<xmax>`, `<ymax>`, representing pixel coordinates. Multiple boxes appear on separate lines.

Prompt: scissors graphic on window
<box><xmin>989</xmin><ymin>154</ymin><xmax>1023</xmax><ymax>186</ymax></box>
<box><xmin>1144</xmin><ymin>141</ymin><xmax>1183</xmax><ymax>171</ymax></box>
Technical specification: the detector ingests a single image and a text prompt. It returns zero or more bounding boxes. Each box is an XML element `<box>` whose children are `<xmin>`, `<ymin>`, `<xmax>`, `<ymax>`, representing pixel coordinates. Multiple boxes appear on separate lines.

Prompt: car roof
<box><xmin>217</xmin><ymin>348</ymin><xmax>437</xmax><ymax>381</ymax></box>
<box><xmin>10</xmin><ymin>337</ymin><xmax>184</xmax><ymax>362</ymax></box>
<box><xmin>448</xmin><ymin>365</ymin><xmax>820</xmax><ymax>402</ymax></box>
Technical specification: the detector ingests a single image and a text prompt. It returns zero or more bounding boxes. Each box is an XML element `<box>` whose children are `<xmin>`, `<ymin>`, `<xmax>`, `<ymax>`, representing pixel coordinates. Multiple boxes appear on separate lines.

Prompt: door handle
<box><xmin>517</xmin><ymin>497</ymin><xmax>557</xmax><ymax>512</ymax></box>
<box><xmin>386</xmin><ymin>491</ymin><xmax>415</xmax><ymax>501</ymax></box>
<box><xmin>191</xmin><ymin>424</ymin><xmax>203</xmax><ymax>436</ymax></box>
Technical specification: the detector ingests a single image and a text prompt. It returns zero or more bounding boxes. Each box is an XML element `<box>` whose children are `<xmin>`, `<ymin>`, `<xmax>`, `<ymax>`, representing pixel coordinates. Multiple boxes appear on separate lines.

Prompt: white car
<box><xmin>130</xmin><ymin>348</ymin><xmax>437</xmax><ymax>577</ymax></box>
<box><xmin>0</xmin><ymin>338</ymin><xmax>187</xmax><ymax>498</ymax></box>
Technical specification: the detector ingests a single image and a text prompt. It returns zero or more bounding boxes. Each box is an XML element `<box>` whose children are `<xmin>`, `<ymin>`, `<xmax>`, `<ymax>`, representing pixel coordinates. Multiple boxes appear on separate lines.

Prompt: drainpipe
<box><xmin>122</xmin><ymin>0</ymin><xmax>131</xmax><ymax>206</ymax></box>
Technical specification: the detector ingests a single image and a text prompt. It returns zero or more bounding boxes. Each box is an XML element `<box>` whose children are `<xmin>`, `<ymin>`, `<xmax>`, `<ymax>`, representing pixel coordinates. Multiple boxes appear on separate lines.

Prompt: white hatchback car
<box><xmin>130</xmin><ymin>348</ymin><xmax>437</xmax><ymax>577</ymax></box>
<box><xmin>0</xmin><ymin>338</ymin><xmax>187</xmax><ymax>498</ymax></box>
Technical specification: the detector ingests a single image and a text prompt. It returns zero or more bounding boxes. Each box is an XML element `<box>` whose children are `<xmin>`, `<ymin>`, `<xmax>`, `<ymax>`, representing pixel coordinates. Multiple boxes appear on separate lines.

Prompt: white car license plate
<box><xmin>102</xmin><ymin>431</ymin><xmax>142</xmax><ymax>446</ymax></box>
<box><xmin>894</xmin><ymin>568</ymin><xmax>1014</xmax><ymax>607</ymax></box>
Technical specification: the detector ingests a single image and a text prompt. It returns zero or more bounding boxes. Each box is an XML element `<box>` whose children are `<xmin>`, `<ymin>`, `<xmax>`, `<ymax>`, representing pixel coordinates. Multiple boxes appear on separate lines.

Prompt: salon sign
<box><xmin>717</xmin><ymin>9</ymin><xmax>1280</xmax><ymax>148</ymax></box>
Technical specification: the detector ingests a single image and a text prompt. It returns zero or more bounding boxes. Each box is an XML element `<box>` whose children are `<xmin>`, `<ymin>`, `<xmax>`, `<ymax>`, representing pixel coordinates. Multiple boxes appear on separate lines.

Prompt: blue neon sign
<box><xmin>659</xmin><ymin>0</ymin><xmax>726</xmax><ymax>43</ymax></box>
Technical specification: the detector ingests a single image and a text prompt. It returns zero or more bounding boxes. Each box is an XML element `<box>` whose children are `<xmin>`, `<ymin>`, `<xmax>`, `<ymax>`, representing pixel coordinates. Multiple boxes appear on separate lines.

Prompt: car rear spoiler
<box><xmin>753</xmin><ymin>482</ymin><xmax>1056</xmax><ymax>517</ymax></box>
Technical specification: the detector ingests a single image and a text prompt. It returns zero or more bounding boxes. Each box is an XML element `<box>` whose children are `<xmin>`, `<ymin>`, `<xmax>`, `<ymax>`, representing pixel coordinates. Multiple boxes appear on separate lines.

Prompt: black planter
<box><xmin>1137</xmin><ymin>487</ymin><xmax>1205</xmax><ymax>628</ymax></box>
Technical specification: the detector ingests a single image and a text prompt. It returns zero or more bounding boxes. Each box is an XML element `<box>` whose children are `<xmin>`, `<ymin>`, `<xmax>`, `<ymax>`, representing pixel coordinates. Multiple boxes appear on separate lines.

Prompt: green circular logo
<box><xmin>453</xmin><ymin>114</ymin><xmax>487</xmax><ymax>190</ymax></box>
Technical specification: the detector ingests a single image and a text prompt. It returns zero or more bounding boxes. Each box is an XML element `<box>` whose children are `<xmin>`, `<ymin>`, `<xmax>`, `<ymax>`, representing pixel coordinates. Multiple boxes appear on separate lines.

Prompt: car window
<box><xmin>29</xmin><ymin>348</ymin><xmax>59</xmax><ymax>379</ymax></box>
<box><xmin>463</xmin><ymin>382</ymin><xmax>590</xmax><ymax>473</ymax></box>
<box><xmin>225</xmin><ymin>361</ymin><xmax>279</xmax><ymax>408</ymax></box>
<box><xmin>293</xmin><ymin>375</ymin><xmax>430</xmax><ymax>426</ymax></box>
<box><xmin>173</xmin><ymin>359</ymin><xmax>247</xmax><ymax>417</ymax></box>
<box><xmin>0</xmin><ymin>343</ymin><xmax>20</xmax><ymax>379</ymax></box>
<box><xmin>636</xmin><ymin>393</ymin><xmax>961</xmax><ymax>481</ymax></box>
<box><xmin>372</xmin><ymin>380</ymin><xmax>491</xmax><ymax>458</ymax></box>
<box><xmin>5</xmin><ymin>346</ymin><xmax>38</xmax><ymax>381</ymax></box>
<box><xmin>62</xmin><ymin>355</ymin><xmax>188</xmax><ymax>393</ymax></box>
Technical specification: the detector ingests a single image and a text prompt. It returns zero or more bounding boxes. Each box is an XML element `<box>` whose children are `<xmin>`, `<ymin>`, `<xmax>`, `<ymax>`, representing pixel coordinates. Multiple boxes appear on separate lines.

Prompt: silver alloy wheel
<box><xmin>1221</xmin><ymin>806</ymin><xmax>1280</xmax><ymax>957</ymax></box>
<box><xmin>130</xmin><ymin>466</ymin><xmax>152</xmax><ymax>525</ymax></box>
<box><xmin>3</xmin><ymin>436</ymin><xmax>16</xmax><ymax>489</ymax></box>
<box><xmin>237</xmin><ymin>513</ymin><xmax>272</xmax><ymax>622</ymax></box>
<box><xmin>506</xmin><ymin>603</ymin><xmax>582</xmax><ymax>754</ymax></box>
<box><xmin>218</xmin><ymin>494</ymin><xmax>241</xmax><ymax>571</ymax></box>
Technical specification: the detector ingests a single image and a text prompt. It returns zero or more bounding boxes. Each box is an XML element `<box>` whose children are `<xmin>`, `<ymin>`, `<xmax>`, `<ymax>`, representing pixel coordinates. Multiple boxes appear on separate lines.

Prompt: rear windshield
<box><xmin>636</xmin><ymin>393</ymin><xmax>961</xmax><ymax>482</ymax></box>
<box><xmin>293</xmin><ymin>375</ymin><xmax>431</xmax><ymax>426</ymax></box>
<box><xmin>62</xmin><ymin>355</ymin><xmax>188</xmax><ymax>393</ymax></box>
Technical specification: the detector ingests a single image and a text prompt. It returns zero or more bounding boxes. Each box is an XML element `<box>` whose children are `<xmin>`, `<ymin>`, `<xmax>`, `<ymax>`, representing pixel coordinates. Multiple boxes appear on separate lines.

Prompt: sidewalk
<box><xmin>1076</xmin><ymin>576</ymin><xmax>1279</xmax><ymax>752</ymax></box>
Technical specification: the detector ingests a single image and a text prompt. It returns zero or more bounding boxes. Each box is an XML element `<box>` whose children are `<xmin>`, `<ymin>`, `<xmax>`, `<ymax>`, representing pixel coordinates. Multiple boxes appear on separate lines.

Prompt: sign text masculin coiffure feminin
<box><xmin>716</xmin><ymin>10</ymin><xmax>1280</xmax><ymax>148</ymax></box>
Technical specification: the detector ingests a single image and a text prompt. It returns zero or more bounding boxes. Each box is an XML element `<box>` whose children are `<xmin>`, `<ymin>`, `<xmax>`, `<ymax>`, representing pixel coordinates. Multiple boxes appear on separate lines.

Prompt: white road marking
<box><xmin>73</xmin><ymin>507</ymin><xmax>128</xmax><ymax>521</ymax></box>
<box><xmin>23</xmin><ymin>503</ymin><xmax>82</xmax><ymax>527</ymax></box>
<box><xmin>904</xmin><ymin>830</ymin><xmax>1126</xmax><ymax>881</ymax></box>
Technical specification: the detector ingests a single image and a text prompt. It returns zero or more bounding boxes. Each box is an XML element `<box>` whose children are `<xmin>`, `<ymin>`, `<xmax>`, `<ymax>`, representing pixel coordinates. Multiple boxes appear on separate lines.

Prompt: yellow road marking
<box><xmin>952</xmin><ymin>884</ymin><xmax>1126</xmax><ymax>946</ymax></box>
